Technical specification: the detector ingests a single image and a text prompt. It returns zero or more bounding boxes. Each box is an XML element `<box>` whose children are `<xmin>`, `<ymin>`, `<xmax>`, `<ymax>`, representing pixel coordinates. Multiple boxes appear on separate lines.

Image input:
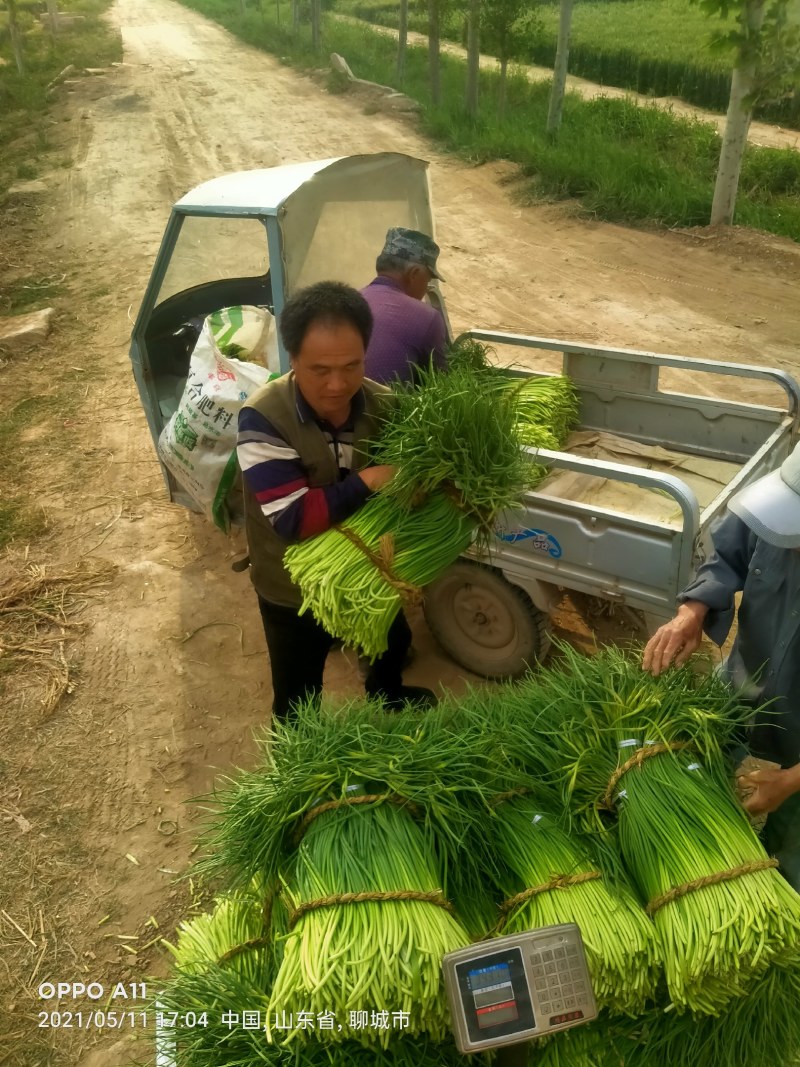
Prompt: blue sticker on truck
<box><xmin>497</xmin><ymin>528</ymin><xmax>563</xmax><ymax>558</ymax></box>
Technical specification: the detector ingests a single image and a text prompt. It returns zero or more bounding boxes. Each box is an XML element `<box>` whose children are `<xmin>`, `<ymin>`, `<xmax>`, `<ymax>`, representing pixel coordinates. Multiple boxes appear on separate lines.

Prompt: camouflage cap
<box><xmin>381</xmin><ymin>227</ymin><xmax>446</xmax><ymax>281</ymax></box>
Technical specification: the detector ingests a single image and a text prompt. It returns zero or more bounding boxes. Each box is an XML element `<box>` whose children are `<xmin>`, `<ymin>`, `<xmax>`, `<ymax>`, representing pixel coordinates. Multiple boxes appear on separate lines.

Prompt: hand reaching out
<box><xmin>642</xmin><ymin>601</ymin><xmax>709</xmax><ymax>675</ymax></box>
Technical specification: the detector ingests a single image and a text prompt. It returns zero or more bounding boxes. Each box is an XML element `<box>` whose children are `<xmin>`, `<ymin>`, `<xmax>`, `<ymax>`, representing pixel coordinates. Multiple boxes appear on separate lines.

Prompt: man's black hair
<box><xmin>279</xmin><ymin>281</ymin><xmax>373</xmax><ymax>357</ymax></box>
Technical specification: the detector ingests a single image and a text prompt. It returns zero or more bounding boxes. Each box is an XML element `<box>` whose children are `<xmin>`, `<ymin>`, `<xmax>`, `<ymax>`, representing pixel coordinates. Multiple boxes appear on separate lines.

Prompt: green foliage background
<box><xmin>177</xmin><ymin>0</ymin><xmax>800</xmax><ymax>240</ymax></box>
<box><xmin>340</xmin><ymin>0</ymin><xmax>800</xmax><ymax>127</ymax></box>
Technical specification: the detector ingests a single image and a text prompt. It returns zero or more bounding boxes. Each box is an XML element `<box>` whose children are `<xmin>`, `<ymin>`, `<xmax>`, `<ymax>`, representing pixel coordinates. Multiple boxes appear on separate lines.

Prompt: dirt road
<box><xmin>2</xmin><ymin>0</ymin><xmax>800</xmax><ymax>1062</ymax></box>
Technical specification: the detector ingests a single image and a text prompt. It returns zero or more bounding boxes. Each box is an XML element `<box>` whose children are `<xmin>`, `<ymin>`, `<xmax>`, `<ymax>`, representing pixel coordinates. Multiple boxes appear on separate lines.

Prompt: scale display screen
<box><xmin>455</xmin><ymin>947</ymin><xmax>535</xmax><ymax>1044</ymax></box>
<box><xmin>469</xmin><ymin>962</ymin><xmax>519</xmax><ymax>1026</ymax></box>
<box><xmin>443</xmin><ymin>924</ymin><xmax>598</xmax><ymax>1054</ymax></box>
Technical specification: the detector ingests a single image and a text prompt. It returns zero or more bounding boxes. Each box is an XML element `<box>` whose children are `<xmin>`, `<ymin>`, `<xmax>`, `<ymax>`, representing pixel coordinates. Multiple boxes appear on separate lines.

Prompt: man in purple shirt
<box><xmin>360</xmin><ymin>227</ymin><xmax>448</xmax><ymax>385</ymax></box>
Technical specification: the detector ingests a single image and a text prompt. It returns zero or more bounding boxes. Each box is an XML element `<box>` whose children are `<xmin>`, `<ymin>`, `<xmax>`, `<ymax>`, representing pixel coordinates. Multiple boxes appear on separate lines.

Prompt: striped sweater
<box><xmin>236</xmin><ymin>374</ymin><xmax>391</xmax><ymax>607</ymax></box>
<box><xmin>237</xmin><ymin>386</ymin><xmax>371</xmax><ymax>542</ymax></box>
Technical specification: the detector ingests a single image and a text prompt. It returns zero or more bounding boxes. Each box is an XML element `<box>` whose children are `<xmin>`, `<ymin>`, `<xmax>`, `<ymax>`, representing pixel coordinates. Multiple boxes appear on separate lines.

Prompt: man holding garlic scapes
<box><xmin>237</xmin><ymin>281</ymin><xmax>435</xmax><ymax>722</ymax></box>
<box><xmin>643</xmin><ymin>441</ymin><xmax>800</xmax><ymax>891</ymax></box>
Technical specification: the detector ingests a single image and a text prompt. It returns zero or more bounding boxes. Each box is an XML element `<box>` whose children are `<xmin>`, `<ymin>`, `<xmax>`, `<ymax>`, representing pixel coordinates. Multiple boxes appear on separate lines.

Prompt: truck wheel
<box><xmin>424</xmin><ymin>561</ymin><xmax>551</xmax><ymax>679</ymax></box>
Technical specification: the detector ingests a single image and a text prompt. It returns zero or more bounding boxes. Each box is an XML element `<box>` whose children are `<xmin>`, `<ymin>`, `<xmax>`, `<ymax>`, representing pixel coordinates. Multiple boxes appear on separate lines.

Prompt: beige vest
<box><xmin>241</xmin><ymin>373</ymin><xmax>392</xmax><ymax>608</ymax></box>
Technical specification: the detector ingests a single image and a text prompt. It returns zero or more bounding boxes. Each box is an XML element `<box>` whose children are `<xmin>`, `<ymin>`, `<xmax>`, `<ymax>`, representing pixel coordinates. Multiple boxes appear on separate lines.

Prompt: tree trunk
<box><xmin>239</xmin><ymin>0</ymin><xmax>246</xmax><ymax>14</ymax></box>
<box><xmin>499</xmin><ymin>55</ymin><xmax>508</xmax><ymax>119</ymax></box>
<box><xmin>397</xmin><ymin>0</ymin><xmax>408</xmax><ymax>84</ymax></box>
<box><xmin>465</xmin><ymin>0</ymin><xmax>480</xmax><ymax>118</ymax></box>
<box><xmin>547</xmin><ymin>0</ymin><xmax>575</xmax><ymax>134</ymax></box>
<box><xmin>291</xmin><ymin>0</ymin><xmax>300</xmax><ymax>32</ymax></box>
<box><xmin>8</xmin><ymin>0</ymin><xmax>26</xmax><ymax>74</ymax></box>
<box><xmin>710</xmin><ymin>0</ymin><xmax>766</xmax><ymax>225</ymax></box>
<box><xmin>311</xmin><ymin>0</ymin><xmax>322</xmax><ymax>50</ymax></box>
<box><xmin>427</xmin><ymin>0</ymin><xmax>441</xmax><ymax>106</ymax></box>
<box><xmin>46</xmin><ymin>0</ymin><xmax>59</xmax><ymax>36</ymax></box>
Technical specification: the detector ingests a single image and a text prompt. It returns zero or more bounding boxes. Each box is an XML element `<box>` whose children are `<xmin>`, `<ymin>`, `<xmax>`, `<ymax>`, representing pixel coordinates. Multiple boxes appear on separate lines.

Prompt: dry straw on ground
<box><xmin>0</xmin><ymin>554</ymin><xmax>115</xmax><ymax>717</ymax></box>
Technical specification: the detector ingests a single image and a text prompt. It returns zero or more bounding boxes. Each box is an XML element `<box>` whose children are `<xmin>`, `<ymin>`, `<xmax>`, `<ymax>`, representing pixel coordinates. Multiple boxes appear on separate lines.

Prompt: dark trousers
<box><xmin>258</xmin><ymin>596</ymin><xmax>412</xmax><ymax>720</ymax></box>
<box><xmin>764</xmin><ymin>792</ymin><xmax>800</xmax><ymax>894</ymax></box>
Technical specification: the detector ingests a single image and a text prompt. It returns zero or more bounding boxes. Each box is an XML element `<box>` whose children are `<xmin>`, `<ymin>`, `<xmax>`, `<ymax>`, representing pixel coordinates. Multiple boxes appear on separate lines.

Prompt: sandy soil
<box><xmin>1</xmin><ymin>0</ymin><xmax>800</xmax><ymax>1062</ymax></box>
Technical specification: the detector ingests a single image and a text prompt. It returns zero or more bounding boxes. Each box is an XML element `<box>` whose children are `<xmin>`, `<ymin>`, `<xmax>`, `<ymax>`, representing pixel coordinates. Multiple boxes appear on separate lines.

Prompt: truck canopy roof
<box><xmin>173</xmin><ymin>153</ymin><xmax>430</xmax><ymax>219</ymax></box>
<box><xmin>174</xmin><ymin>158</ymin><xmax>340</xmax><ymax>216</ymax></box>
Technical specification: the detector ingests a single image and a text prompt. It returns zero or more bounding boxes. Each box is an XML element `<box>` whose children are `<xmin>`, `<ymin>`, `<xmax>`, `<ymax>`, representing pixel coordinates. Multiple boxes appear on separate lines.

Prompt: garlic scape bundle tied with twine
<box><xmin>285</xmin><ymin>491</ymin><xmax>474</xmax><ymax>661</ymax></box>
<box><xmin>164</xmin><ymin>882</ymin><xmax>274</xmax><ymax>988</ymax></box>
<box><xmin>192</xmin><ymin>701</ymin><xmax>497</xmax><ymax>1052</ymax></box>
<box><xmin>504</xmin><ymin>644</ymin><xmax>800</xmax><ymax>1016</ymax></box>
<box><xmin>285</xmin><ymin>346</ymin><xmax>579</xmax><ymax>659</ymax></box>
<box><xmin>267</xmin><ymin>783</ymin><xmax>470</xmax><ymax>1046</ymax></box>
<box><xmin>436</xmin><ymin>685</ymin><xmax>661</xmax><ymax>1020</ymax></box>
<box><xmin>157</xmin><ymin>886</ymin><xmax>277</xmax><ymax>1067</ymax></box>
<box><xmin>487</xmin><ymin>798</ymin><xmax>660</xmax><ymax>1018</ymax></box>
<box><xmin>611</xmin><ymin>746</ymin><xmax>800</xmax><ymax>1014</ymax></box>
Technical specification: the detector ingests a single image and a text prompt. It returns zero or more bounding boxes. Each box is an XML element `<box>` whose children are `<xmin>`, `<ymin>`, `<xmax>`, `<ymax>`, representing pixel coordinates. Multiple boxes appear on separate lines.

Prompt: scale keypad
<box><xmin>529</xmin><ymin>943</ymin><xmax>588</xmax><ymax>1020</ymax></box>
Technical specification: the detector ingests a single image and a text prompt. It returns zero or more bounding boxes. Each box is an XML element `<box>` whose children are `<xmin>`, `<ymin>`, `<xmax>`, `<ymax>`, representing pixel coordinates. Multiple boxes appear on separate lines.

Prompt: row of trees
<box><xmin>7</xmin><ymin>0</ymin><xmax>795</xmax><ymax>226</ymax></box>
<box><xmin>384</xmin><ymin>0</ymin><xmax>799</xmax><ymax>226</ymax></box>
<box><xmin>417</xmin><ymin>0</ymin><xmax>544</xmax><ymax>118</ymax></box>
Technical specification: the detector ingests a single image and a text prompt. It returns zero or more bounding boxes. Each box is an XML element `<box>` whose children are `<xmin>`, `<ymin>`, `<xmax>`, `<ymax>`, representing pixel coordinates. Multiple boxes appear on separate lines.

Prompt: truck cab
<box><xmin>130</xmin><ymin>152</ymin><xmax>446</xmax><ymax>510</ymax></box>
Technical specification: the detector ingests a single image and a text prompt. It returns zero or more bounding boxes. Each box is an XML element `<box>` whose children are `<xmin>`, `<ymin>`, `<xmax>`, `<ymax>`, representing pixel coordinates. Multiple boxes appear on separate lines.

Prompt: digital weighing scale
<box><xmin>442</xmin><ymin>923</ymin><xmax>597</xmax><ymax>1056</ymax></box>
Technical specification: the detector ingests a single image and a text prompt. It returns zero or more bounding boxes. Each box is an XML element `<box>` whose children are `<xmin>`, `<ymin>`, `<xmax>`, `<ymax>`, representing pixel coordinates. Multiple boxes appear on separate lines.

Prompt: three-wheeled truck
<box><xmin>130</xmin><ymin>152</ymin><xmax>800</xmax><ymax>680</ymax></box>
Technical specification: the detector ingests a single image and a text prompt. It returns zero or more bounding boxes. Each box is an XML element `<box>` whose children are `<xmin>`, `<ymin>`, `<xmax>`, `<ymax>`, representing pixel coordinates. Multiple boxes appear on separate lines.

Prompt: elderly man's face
<box><xmin>291</xmin><ymin>321</ymin><xmax>365</xmax><ymax>425</ymax></box>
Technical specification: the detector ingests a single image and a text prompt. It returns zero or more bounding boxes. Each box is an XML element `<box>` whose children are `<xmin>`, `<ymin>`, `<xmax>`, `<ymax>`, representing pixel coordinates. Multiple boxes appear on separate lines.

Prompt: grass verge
<box><xmin>339</xmin><ymin>0</ymin><xmax>800</xmax><ymax>128</ymax></box>
<box><xmin>0</xmin><ymin>0</ymin><xmax>122</xmax><ymax>193</ymax></box>
<box><xmin>1</xmin><ymin>0</ymin><xmax>121</xmax><ymax>549</ymax></box>
<box><xmin>1</xmin><ymin>273</ymin><xmax>67</xmax><ymax>315</ymax></box>
<box><xmin>175</xmin><ymin>0</ymin><xmax>800</xmax><ymax>241</ymax></box>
